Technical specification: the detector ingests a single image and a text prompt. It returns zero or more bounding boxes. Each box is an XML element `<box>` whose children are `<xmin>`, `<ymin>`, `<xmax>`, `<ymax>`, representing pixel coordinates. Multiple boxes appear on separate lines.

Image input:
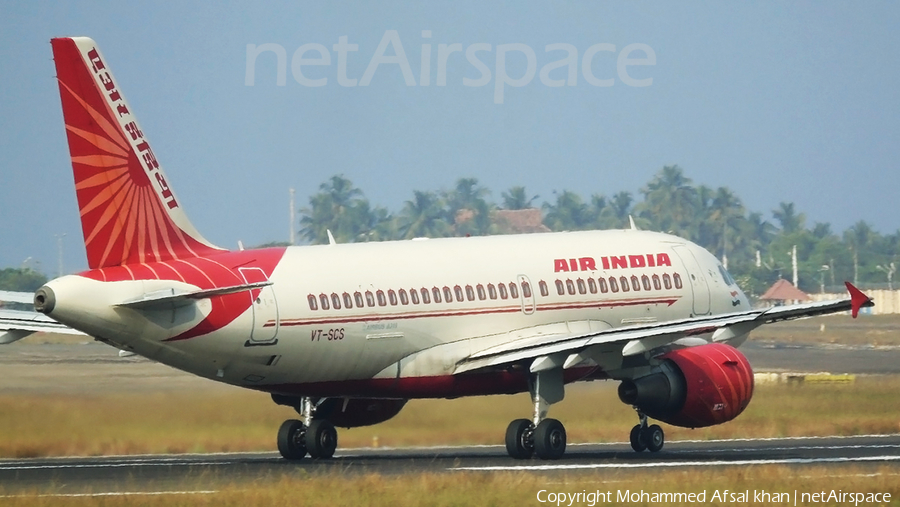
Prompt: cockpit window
<box><xmin>718</xmin><ymin>265</ymin><xmax>736</xmax><ymax>286</ymax></box>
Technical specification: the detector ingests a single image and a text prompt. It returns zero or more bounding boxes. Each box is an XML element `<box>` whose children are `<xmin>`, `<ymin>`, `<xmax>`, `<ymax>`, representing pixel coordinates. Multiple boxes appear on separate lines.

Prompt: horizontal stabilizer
<box><xmin>117</xmin><ymin>281</ymin><xmax>273</xmax><ymax>310</ymax></box>
<box><xmin>0</xmin><ymin>290</ymin><xmax>35</xmax><ymax>305</ymax></box>
<box><xmin>0</xmin><ymin>308</ymin><xmax>88</xmax><ymax>343</ymax></box>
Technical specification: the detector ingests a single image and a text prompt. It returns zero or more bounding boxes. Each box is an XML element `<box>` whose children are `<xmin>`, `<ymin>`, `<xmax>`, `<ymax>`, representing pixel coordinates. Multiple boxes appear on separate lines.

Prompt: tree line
<box><xmin>295</xmin><ymin>165</ymin><xmax>898</xmax><ymax>297</ymax></box>
<box><xmin>2</xmin><ymin>165</ymin><xmax>895</xmax><ymax>299</ymax></box>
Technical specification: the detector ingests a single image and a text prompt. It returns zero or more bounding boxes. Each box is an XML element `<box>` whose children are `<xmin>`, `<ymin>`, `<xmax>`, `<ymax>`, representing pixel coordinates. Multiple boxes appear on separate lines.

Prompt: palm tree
<box><xmin>707</xmin><ymin>187</ymin><xmax>746</xmax><ymax>265</ymax></box>
<box><xmin>446</xmin><ymin>178</ymin><xmax>493</xmax><ymax>236</ymax></box>
<box><xmin>501</xmin><ymin>186</ymin><xmax>538</xmax><ymax>210</ymax></box>
<box><xmin>844</xmin><ymin>221</ymin><xmax>876</xmax><ymax>285</ymax></box>
<box><xmin>298</xmin><ymin>175</ymin><xmax>370</xmax><ymax>244</ymax></box>
<box><xmin>543</xmin><ymin>191</ymin><xmax>592</xmax><ymax>231</ymax></box>
<box><xmin>398</xmin><ymin>191</ymin><xmax>450</xmax><ymax>239</ymax></box>
<box><xmin>636</xmin><ymin>165</ymin><xmax>699</xmax><ymax>238</ymax></box>
<box><xmin>773</xmin><ymin>202</ymin><xmax>805</xmax><ymax>234</ymax></box>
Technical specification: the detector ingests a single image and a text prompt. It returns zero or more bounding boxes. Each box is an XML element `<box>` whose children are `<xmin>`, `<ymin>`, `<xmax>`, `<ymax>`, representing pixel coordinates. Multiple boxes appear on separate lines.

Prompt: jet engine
<box><xmin>617</xmin><ymin>343</ymin><xmax>753</xmax><ymax>428</ymax></box>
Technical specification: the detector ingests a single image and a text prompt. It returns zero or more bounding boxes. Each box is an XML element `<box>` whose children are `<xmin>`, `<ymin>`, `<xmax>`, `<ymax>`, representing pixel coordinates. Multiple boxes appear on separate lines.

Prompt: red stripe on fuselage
<box><xmin>269</xmin><ymin>296</ymin><xmax>681</xmax><ymax>328</ymax></box>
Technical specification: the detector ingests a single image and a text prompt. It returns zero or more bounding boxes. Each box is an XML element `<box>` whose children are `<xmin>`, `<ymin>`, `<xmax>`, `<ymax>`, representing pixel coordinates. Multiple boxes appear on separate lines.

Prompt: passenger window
<box><xmin>399</xmin><ymin>289</ymin><xmax>409</xmax><ymax>305</ymax></box>
<box><xmin>609</xmin><ymin>277</ymin><xmax>619</xmax><ymax>292</ymax></box>
<box><xmin>435</xmin><ymin>287</ymin><xmax>444</xmax><ymax>303</ymax></box>
<box><xmin>421</xmin><ymin>288</ymin><xmax>431</xmax><ymax>304</ymax></box>
<box><xmin>509</xmin><ymin>283</ymin><xmax>519</xmax><ymax>299</ymax></box>
<box><xmin>652</xmin><ymin>274</ymin><xmax>661</xmax><ymax>290</ymax></box>
<box><xmin>588</xmin><ymin>278</ymin><xmax>597</xmax><ymax>294</ymax></box>
<box><xmin>476</xmin><ymin>284</ymin><xmax>486</xmax><ymax>300</ymax></box>
<box><xmin>539</xmin><ymin>281</ymin><xmax>549</xmax><ymax>297</ymax></box>
<box><xmin>307</xmin><ymin>294</ymin><xmax>318</xmax><ymax>310</ymax></box>
<box><xmin>674</xmin><ymin>273</ymin><xmax>683</xmax><ymax>289</ymax></box>
<box><xmin>566</xmin><ymin>279</ymin><xmax>575</xmax><ymax>295</ymax></box>
<box><xmin>454</xmin><ymin>285</ymin><xmax>464</xmax><ymax>302</ymax></box>
<box><xmin>576</xmin><ymin>279</ymin><xmax>586</xmax><ymax>295</ymax></box>
<box><xmin>320</xmin><ymin>294</ymin><xmax>330</xmax><ymax>310</ymax></box>
<box><xmin>642</xmin><ymin>275</ymin><xmax>651</xmax><ymax>291</ymax></box>
<box><xmin>443</xmin><ymin>286</ymin><xmax>452</xmax><ymax>302</ymax></box>
<box><xmin>522</xmin><ymin>282</ymin><xmax>532</xmax><ymax>298</ymax></box>
<box><xmin>620</xmin><ymin>276</ymin><xmax>630</xmax><ymax>292</ymax></box>
<box><xmin>388</xmin><ymin>290</ymin><xmax>398</xmax><ymax>305</ymax></box>
<box><xmin>488</xmin><ymin>283</ymin><xmax>497</xmax><ymax>299</ymax></box>
<box><xmin>598</xmin><ymin>277</ymin><xmax>608</xmax><ymax>293</ymax></box>
<box><xmin>499</xmin><ymin>283</ymin><xmax>508</xmax><ymax>299</ymax></box>
<box><xmin>376</xmin><ymin>290</ymin><xmax>387</xmax><ymax>306</ymax></box>
<box><xmin>410</xmin><ymin>288</ymin><xmax>419</xmax><ymax>304</ymax></box>
<box><xmin>465</xmin><ymin>285</ymin><xmax>475</xmax><ymax>301</ymax></box>
<box><xmin>555</xmin><ymin>280</ymin><xmax>565</xmax><ymax>296</ymax></box>
<box><xmin>354</xmin><ymin>292</ymin><xmax>364</xmax><ymax>308</ymax></box>
<box><xmin>331</xmin><ymin>293</ymin><xmax>341</xmax><ymax>309</ymax></box>
<box><xmin>343</xmin><ymin>292</ymin><xmax>353</xmax><ymax>309</ymax></box>
<box><xmin>663</xmin><ymin>273</ymin><xmax>672</xmax><ymax>290</ymax></box>
<box><xmin>365</xmin><ymin>291</ymin><xmax>375</xmax><ymax>307</ymax></box>
<box><xmin>631</xmin><ymin>275</ymin><xmax>640</xmax><ymax>291</ymax></box>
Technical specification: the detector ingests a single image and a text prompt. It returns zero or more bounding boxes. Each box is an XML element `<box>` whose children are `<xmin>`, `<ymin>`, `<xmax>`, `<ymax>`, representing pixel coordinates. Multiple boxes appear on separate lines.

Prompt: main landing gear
<box><xmin>629</xmin><ymin>409</ymin><xmax>664</xmax><ymax>453</ymax></box>
<box><xmin>505</xmin><ymin>369</ymin><xmax>567</xmax><ymax>460</ymax></box>
<box><xmin>277</xmin><ymin>397</ymin><xmax>338</xmax><ymax>460</ymax></box>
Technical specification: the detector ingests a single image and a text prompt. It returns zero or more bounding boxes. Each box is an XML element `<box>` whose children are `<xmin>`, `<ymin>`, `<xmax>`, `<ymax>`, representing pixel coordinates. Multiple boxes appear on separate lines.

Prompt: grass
<box><xmin>748</xmin><ymin>313</ymin><xmax>900</xmax><ymax>346</ymax></box>
<box><xmin>2</xmin><ymin>376</ymin><xmax>900</xmax><ymax>458</ymax></box>
<box><xmin>0</xmin><ymin>465</ymin><xmax>897</xmax><ymax>506</ymax></box>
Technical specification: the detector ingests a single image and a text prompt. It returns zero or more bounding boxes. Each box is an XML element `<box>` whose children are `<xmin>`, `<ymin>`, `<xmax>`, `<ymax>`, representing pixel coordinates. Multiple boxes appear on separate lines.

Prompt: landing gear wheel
<box><xmin>305</xmin><ymin>419</ymin><xmax>338</xmax><ymax>459</ymax></box>
<box><xmin>505</xmin><ymin>419</ymin><xmax>535</xmax><ymax>459</ymax></box>
<box><xmin>643</xmin><ymin>424</ymin><xmax>664</xmax><ymax>453</ymax></box>
<box><xmin>629</xmin><ymin>424</ymin><xmax>646</xmax><ymax>452</ymax></box>
<box><xmin>533</xmin><ymin>418</ymin><xmax>566</xmax><ymax>460</ymax></box>
<box><xmin>277</xmin><ymin>419</ymin><xmax>307</xmax><ymax>460</ymax></box>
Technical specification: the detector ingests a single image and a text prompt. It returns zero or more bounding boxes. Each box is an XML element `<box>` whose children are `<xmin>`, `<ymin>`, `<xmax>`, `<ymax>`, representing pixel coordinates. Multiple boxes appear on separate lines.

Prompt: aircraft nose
<box><xmin>34</xmin><ymin>286</ymin><xmax>56</xmax><ymax>314</ymax></box>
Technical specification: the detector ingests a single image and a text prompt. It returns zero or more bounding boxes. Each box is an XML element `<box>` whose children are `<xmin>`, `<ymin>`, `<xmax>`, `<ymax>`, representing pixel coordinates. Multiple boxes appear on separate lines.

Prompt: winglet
<box><xmin>845</xmin><ymin>282</ymin><xmax>873</xmax><ymax>318</ymax></box>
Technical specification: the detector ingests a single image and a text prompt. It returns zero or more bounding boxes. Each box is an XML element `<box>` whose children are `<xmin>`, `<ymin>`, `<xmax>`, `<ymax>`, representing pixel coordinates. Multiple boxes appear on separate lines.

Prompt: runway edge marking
<box><xmin>452</xmin><ymin>455</ymin><xmax>900</xmax><ymax>472</ymax></box>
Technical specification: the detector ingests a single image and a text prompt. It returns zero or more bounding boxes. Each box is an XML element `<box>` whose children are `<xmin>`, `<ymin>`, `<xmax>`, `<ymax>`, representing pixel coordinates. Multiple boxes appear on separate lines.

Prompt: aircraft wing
<box><xmin>454</xmin><ymin>282</ymin><xmax>873</xmax><ymax>375</ymax></box>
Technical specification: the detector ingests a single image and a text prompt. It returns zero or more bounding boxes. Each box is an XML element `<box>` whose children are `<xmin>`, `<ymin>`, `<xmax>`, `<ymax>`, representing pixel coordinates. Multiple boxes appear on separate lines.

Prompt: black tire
<box><xmin>505</xmin><ymin>419</ymin><xmax>534</xmax><ymax>459</ymax></box>
<box><xmin>277</xmin><ymin>419</ymin><xmax>307</xmax><ymax>460</ymax></box>
<box><xmin>644</xmin><ymin>424</ymin><xmax>664</xmax><ymax>453</ymax></box>
<box><xmin>629</xmin><ymin>424</ymin><xmax>646</xmax><ymax>452</ymax></box>
<box><xmin>533</xmin><ymin>418</ymin><xmax>566</xmax><ymax>460</ymax></box>
<box><xmin>305</xmin><ymin>419</ymin><xmax>338</xmax><ymax>459</ymax></box>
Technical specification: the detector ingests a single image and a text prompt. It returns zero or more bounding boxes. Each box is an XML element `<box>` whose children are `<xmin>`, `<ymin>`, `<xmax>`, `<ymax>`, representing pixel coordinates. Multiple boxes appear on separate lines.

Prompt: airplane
<box><xmin>19</xmin><ymin>36</ymin><xmax>873</xmax><ymax>461</ymax></box>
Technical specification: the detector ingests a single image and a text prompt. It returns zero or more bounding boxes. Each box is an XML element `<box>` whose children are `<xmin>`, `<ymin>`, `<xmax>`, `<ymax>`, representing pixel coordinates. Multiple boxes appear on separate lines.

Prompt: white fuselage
<box><xmin>45</xmin><ymin>229</ymin><xmax>750</xmax><ymax>398</ymax></box>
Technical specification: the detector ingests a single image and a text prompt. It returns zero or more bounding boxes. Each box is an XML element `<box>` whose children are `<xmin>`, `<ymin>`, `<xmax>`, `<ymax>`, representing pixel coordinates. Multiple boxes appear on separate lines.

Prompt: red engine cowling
<box><xmin>617</xmin><ymin>343</ymin><xmax>754</xmax><ymax>428</ymax></box>
<box><xmin>314</xmin><ymin>398</ymin><xmax>408</xmax><ymax>428</ymax></box>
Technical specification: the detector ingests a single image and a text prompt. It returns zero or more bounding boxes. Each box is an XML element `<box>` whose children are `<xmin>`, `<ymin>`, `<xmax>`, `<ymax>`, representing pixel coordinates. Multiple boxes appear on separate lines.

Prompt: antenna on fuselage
<box><xmin>628</xmin><ymin>215</ymin><xmax>639</xmax><ymax>231</ymax></box>
<box><xmin>327</xmin><ymin>230</ymin><xmax>337</xmax><ymax>245</ymax></box>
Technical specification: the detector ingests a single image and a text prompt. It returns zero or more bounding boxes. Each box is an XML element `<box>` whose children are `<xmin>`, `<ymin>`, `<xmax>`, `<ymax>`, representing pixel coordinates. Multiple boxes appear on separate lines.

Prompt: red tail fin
<box><xmin>50</xmin><ymin>37</ymin><xmax>223</xmax><ymax>269</ymax></box>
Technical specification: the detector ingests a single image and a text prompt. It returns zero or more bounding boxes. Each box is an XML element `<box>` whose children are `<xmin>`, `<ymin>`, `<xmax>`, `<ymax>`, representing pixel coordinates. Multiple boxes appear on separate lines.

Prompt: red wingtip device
<box><xmin>844</xmin><ymin>282</ymin><xmax>872</xmax><ymax>318</ymax></box>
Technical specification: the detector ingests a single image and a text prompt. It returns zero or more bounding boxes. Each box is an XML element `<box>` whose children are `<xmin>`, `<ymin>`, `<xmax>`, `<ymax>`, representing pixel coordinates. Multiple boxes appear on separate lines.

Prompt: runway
<box><xmin>2</xmin><ymin>434</ymin><xmax>899</xmax><ymax>495</ymax></box>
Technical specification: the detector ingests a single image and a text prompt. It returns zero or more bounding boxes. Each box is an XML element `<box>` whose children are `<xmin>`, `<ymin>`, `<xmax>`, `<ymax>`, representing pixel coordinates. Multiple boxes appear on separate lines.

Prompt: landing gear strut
<box><xmin>629</xmin><ymin>409</ymin><xmax>664</xmax><ymax>453</ymax></box>
<box><xmin>504</xmin><ymin>368</ymin><xmax>567</xmax><ymax>460</ymax></box>
<box><xmin>277</xmin><ymin>397</ymin><xmax>338</xmax><ymax>460</ymax></box>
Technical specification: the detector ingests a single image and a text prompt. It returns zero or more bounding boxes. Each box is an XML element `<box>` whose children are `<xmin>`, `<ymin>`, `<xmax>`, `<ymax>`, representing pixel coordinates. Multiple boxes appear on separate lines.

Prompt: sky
<box><xmin>1</xmin><ymin>2</ymin><xmax>898</xmax><ymax>275</ymax></box>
